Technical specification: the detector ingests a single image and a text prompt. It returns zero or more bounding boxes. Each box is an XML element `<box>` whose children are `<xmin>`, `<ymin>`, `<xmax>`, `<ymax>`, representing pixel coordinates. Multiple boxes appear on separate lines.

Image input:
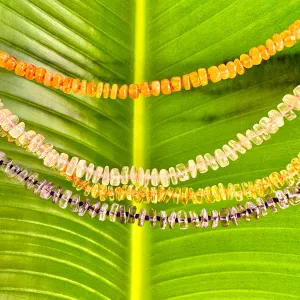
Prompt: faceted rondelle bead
<box><xmin>86</xmin><ymin>81</ymin><xmax>96</xmax><ymax>97</ymax></box>
<box><xmin>76</xmin><ymin>160</ymin><xmax>87</xmax><ymax>178</ymax></box>
<box><xmin>0</xmin><ymin>51</ymin><xmax>9</xmax><ymax>67</ymax></box>
<box><xmin>189</xmin><ymin>71</ymin><xmax>201</xmax><ymax>88</ymax></box>
<box><xmin>161</xmin><ymin>79</ymin><xmax>172</xmax><ymax>94</ymax></box>
<box><xmin>102</xmin><ymin>83</ymin><xmax>110</xmax><ymax>99</ymax></box>
<box><xmin>207</xmin><ymin>66</ymin><xmax>221</xmax><ymax>83</ymax></box>
<box><xmin>204</xmin><ymin>153</ymin><xmax>219</xmax><ymax>170</ymax></box>
<box><xmin>0</xmin><ymin>109</ymin><xmax>12</xmax><ymax>124</ymax></box>
<box><xmin>249</xmin><ymin>47</ymin><xmax>262</xmax><ymax>65</ymax></box>
<box><xmin>129</xmin><ymin>84</ymin><xmax>139</xmax><ymax>99</ymax></box>
<box><xmin>139</xmin><ymin>82</ymin><xmax>151</xmax><ymax>97</ymax></box>
<box><xmin>96</xmin><ymin>82</ymin><xmax>104</xmax><ymax>98</ymax></box>
<box><xmin>259</xmin><ymin>117</ymin><xmax>278</xmax><ymax>134</ymax></box>
<box><xmin>66</xmin><ymin>157</ymin><xmax>79</xmax><ymax>176</ymax></box>
<box><xmin>59</xmin><ymin>190</ymin><xmax>72</xmax><ymax>209</ymax></box>
<box><xmin>268</xmin><ymin>110</ymin><xmax>284</xmax><ymax>127</ymax></box>
<box><xmin>171</xmin><ymin>76</ymin><xmax>181</xmax><ymax>92</ymax></box>
<box><xmin>15</xmin><ymin>61</ymin><xmax>27</xmax><ymax>76</ymax></box>
<box><xmin>218</xmin><ymin>64</ymin><xmax>229</xmax><ymax>80</ymax></box>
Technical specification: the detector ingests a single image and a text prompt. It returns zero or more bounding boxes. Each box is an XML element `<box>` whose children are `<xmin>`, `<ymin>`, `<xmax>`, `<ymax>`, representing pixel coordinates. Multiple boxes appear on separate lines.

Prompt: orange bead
<box><xmin>118</xmin><ymin>84</ymin><xmax>128</xmax><ymax>99</ymax></box>
<box><xmin>51</xmin><ymin>74</ymin><xmax>64</xmax><ymax>88</ymax></box>
<box><xmin>103</xmin><ymin>83</ymin><xmax>110</xmax><ymax>99</ymax></box>
<box><xmin>207</xmin><ymin>66</ymin><xmax>221</xmax><ymax>83</ymax></box>
<box><xmin>129</xmin><ymin>84</ymin><xmax>140</xmax><ymax>99</ymax></box>
<box><xmin>182</xmin><ymin>74</ymin><xmax>191</xmax><ymax>90</ymax></box>
<box><xmin>35</xmin><ymin>67</ymin><xmax>47</xmax><ymax>83</ymax></box>
<box><xmin>161</xmin><ymin>79</ymin><xmax>172</xmax><ymax>95</ymax></box>
<box><xmin>5</xmin><ymin>56</ymin><xmax>17</xmax><ymax>71</ymax></box>
<box><xmin>265</xmin><ymin>39</ymin><xmax>276</xmax><ymax>56</ymax></box>
<box><xmin>62</xmin><ymin>77</ymin><xmax>73</xmax><ymax>94</ymax></box>
<box><xmin>240</xmin><ymin>54</ymin><xmax>252</xmax><ymax>68</ymax></box>
<box><xmin>234</xmin><ymin>59</ymin><xmax>244</xmax><ymax>75</ymax></box>
<box><xmin>110</xmin><ymin>84</ymin><xmax>118</xmax><ymax>99</ymax></box>
<box><xmin>151</xmin><ymin>81</ymin><xmax>160</xmax><ymax>96</ymax></box>
<box><xmin>272</xmin><ymin>33</ymin><xmax>284</xmax><ymax>51</ymax></box>
<box><xmin>140</xmin><ymin>82</ymin><xmax>151</xmax><ymax>97</ymax></box>
<box><xmin>258</xmin><ymin>45</ymin><xmax>270</xmax><ymax>60</ymax></box>
<box><xmin>80</xmin><ymin>80</ymin><xmax>87</xmax><ymax>95</ymax></box>
<box><xmin>281</xmin><ymin>30</ymin><xmax>296</xmax><ymax>47</ymax></box>
<box><xmin>44</xmin><ymin>72</ymin><xmax>53</xmax><ymax>86</ymax></box>
<box><xmin>96</xmin><ymin>82</ymin><xmax>104</xmax><ymax>98</ymax></box>
<box><xmin>72</xmin><ymin>79</ymin><xmax>81</xmax><ymax>94</ymax></box>
<box><xmin>226</xmin><ymin>61</ymin><xmax>236</xmax><ymax>79</ymax></box>
<box><xmin>25</xmin><ymin>64</ymin><xmax>36</xmax><ymax>80</ymax></box>
<box><xmin>15</xmin><ymin>61</ymin><xmax>27</xmax><ymax>76</ymax></box>
<box><xmin>171</xmin><ymin>76</ymin><xmax>181</xmax><ymax>92</ymax></box>
<box><xmin>0</xmin><ymin>51</ymin><xmax>9</xmax><ymax>68</ymax></box>
<box><xmin>289</xmin><ymin>24</ymin><xmax>300</xmax><ymax>40</ymax></box>
<box><xmin>198</xmin><ymin>68</ymin><xmax>208</xmax><ymax>86</ymax></box>
<box><xmin>218</xmin><ymin>64</ymin><xmax>229</xmax><ymax>80</ymax></box>
<box><xmin>189</xmin><ymin>71</ymin><xmax>201</xmax><ymax>88</ymax></box>
<box><xmin>249</xmin><ymin>47</ymin><xmax>262</xmax><ymax>65</ymax></box>
<box><xmin>86</xmin><ymin>81</ymin><xmax>96</xmax><ymax>97</ymax></box>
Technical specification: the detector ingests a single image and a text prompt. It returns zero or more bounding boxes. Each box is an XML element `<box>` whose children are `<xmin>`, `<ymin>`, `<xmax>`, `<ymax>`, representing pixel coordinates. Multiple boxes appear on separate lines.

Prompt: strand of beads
<box><xmin>0</xmin><ymin>21</ymin><xmax>299</xmax><ymax>100</ymax></box>
<box><xmin>0</xmin><ymin>86</ymin><xmax>300</xmax><ymax>189</ymax></box>
<box><xmin>0</xmin><ymin>151</ymin><xmax>299</xmax><ymax>230</ymax></box>
<box><xmin>63</xmin><ymin>153</ymin><xmax>300</xmax><ymax>204</ymax></box>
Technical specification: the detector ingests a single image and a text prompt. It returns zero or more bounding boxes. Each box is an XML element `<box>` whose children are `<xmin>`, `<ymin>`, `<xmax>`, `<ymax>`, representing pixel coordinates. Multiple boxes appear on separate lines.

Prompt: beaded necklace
<box><xmin>0</xmin><ymin>86</ymin><xmax>299</xmax><ymax>191</ymax></box>
<box><xmin>0</xmin><ymin>21</ymin><xmax>299</xmax><ymax>100</ymax></box>
<box><xmin>1</xmin><ymin>152</ymin><xmax>299</xmax><ymax>230</ymax></box>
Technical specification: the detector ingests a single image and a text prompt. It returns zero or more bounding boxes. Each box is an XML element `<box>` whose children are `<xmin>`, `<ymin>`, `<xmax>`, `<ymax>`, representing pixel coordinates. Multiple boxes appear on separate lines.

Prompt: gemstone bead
<box><xmin>222</xmin><ymin>144</ymin><xmax>238</xmax><ymax>160</ymax></box>
<box><xmin>140</xmin><ymin>82</ymin><xmax>151</xmax><ymax>97</ymax></box>
<box><xmin>25</xmin><ymin>64</ymin><xmax>36</xmax><ymax>80</ymax></box>
<box><xmin>40</xmin><ymin>182</ymin><xmax>55</xmax><ymax>199</ymax></box>
<box><xmin>1</xmin><ymin>115</ymin><xmax>19</xmax><ymax>131</ymax></box>
<box><xmin>159</xmin><ymin>169</ymin><xmax>169</xmax><ymax>187</ymax></box>
<box><xmin>253</xmin><ymin>124</ymin><xmax>270</xmax><ymax>140</ymax></box>
<box><xmin>211</xmin><ymin>210</ymin><xmax>219</xmax><ymax>229</ymax></box>
<box><xmin>171</xmin><ymin>76</ymin><xmax>181</xmax><ymax>92</ymax></box>
<box><xmin>44</xmin><ymin>149</ymin><xmax>59</xmax><ymax>167</ymax></box>
<box><xmin>66</xmin><ymin>157</ymin><xmax>79</xmax><ymax>176</ymax></box>
<box><xmin>196</xmin><ymin>155</ymin><xmax>208</xmax><ymax>173</ymax></box>
<box><xmin>204</xmin><ymin>153</ymin><xmax>219</xmax><ymax>170</ymax></box>
<box><xmin>189</xmin><ymin>71</ymin><xmax>201</xmax><ymax>88</ymax></box>
<box><xmin>102</xmin><ymin>83</ymin><xmax>110</xmax><ymax>98</ymax></box>
<box><xmin>198</xmin><ymin>68</ymin><xmax>208</xmax><ymax>86</ymax></box>
<box><xmin>0</xmin><ymin>51</ymin><xmax>9</xmax><ymax>67</ymax></box>
<box><xmin>110</xmin><ymin>168</ymin><xmax>121</xmax><ymax>186</ymax></box>
<box><xmin>275</xmin><ymin>190</ymin><xmax>289</xmax><ymax>209</ymax></box>
<box><xmin>281</xmin><ymin>30</ymin><xmax>296</xmax><ymax>47</ymax></box>
<box><xmin>99</xmin><ymin>203</ymin><xmax>108</xmax><ymax>221</ymax></box>
<box><xmin>229</xmin><ymin>207</ymin><xmax>238</xmax><ymax>226</ymax></box>
<box><xmin>109</xmin><ymin>203</ymin><xmax>119</xmax><ymax>222</ymax></box>
<box><xmin>168</xmin><ymin>167</ymin><xmax>178</xmax><ymax>185</ymax></box>
<box><xmin>283</xmin><ymin>94</ymin><xmax>300</xmax><ymax>110</ymax></box>
<box><xmin>226</xmin><ymin>61</ymin><xmax>237</xmax><ymax>78</ymax></box>
<box><xmin>119</xmin><ymin>205</ymin><xmax>127</xmax><ymax>224</ymax></box>
<box><xmin>176</xmin><ymin>163</ymin><xmax>190</xmax><ymax>181</ymax></box>
<box><xmin>151</xmin><ymin>168</ymin><xmax>159</xmax><ymax>186</ymax></box>
<box><xmin>234</xmin><ymin>59</ymin><xmax>245</xmax><ymax>75</ymax></box>
<box><xmin>118</xmin><ymin>84</ymin><xmax>128</xmax><ymax>99</ymax></box>
<box><xmin>27</xmin><ymin>134</ymin><xmax>44</xmax><ymax>153</ymax></box>
<box><xmin>272</xmin><ymin>33</ymin><xmax>284</xmax><ymax>51</ymax></box>
<box><xmin>36</xmin><ymin>143</ymin><xmax>53</xmax><ymax>159</ymax></box>
<box><xmin>33</xmin><ymin>179</ymin><xmax>46</xmax><ymax>195</ymax></box>
<box><xmin>215</xmin><ymin>149</ymin><xmax>229</xmax><ymax>167</ymax></box>
<box><xmin>5</xmin><ymin>56</ymin><xmax>17</xmax><ymax>71</ymax></box>
<box><xmin>189</xmin><ymin>210</ymin><xmax>200</xmax><ymax>228</ymax></box>
<box><xmin>151</xmin><ymin>81</ymin><xmax>160</xmax><ymax>96</ymax></box>
<box><xmin>249</xmin><ymin>47</ymin><xmax>262</xmax><ymax>65</ymax></box>
<box><xmin>256</xmin><ymin>197</ymin><xmax>268</xmax><ymax>216</ymax></box>
<box><xmin>24</xmin><ymin>173</ymin><xmax>39</xmax><ymax>189</ymax></box>
<box><xmin>110</xmin><ymin>84</ymin><xmax>118</xmax><ymax>100</ymax></box>
<box><xmin>149</xmin><ymin>208</ymin><xmax>157</xmax><ymax>227</ymax></box>
<box><xmin>268</xmin><ymin>110</ymin><xmax>284</xmax><ymax>127</ymax></box>
<box><xmin>86</xmin><ymin>82</ymin><xmax>96</xmax><ymax>97</ymax></box>
<box><xmin>96</xmin><ymin>82</ymin><xmax>104</xmax><ymax>98</ymax></box>
<box><xmin>76</xmin><ymin>160</ymin><xmax>86</xmax><ymax>178</ymax></box>
<box><xmin>52</xmin><ymin>186</ymin><xmax>62</xmax><ymax>204</ymax></box>
<box><xmin>188</xmin><ymin>160</ymin><xmax>197</xmax><ymax>178</ymax></box>
<box><xmin>182</xmin><ymin>74</ymin><xmax>191</xmax><ymax>90</ymax></box>
<box><xmin>207</xmin><ymin>66</ymin><xmax>221</xmax><ymax>83</ymax></box>
<box><xmin>218</xmin><ymin>64</ymin><xmax>229</xmax><ymax>80</ymax></box>
<box><xmin>44</xmin><ymin>72</ymin><xmax>53</xmax><ymax>86</ymax></box>
<box><xmin>201</xmin><ymin>208</ymin><xmax>209</xmax><ymax>228</ymax></box>
<box><xmin>8</xmin><ymin>122</ymin><xmax>25</xmax><ymax>139</ymax></box>
<box><xmin>102</xmin><ymin>166</ymin><xmax>110</xmax><ymax>185</ymax></box>
<box><xmin>266</xmin><ymin>39</ymin><xmax>276</xmax><ymax>56</ymax></box>
<box><xmin>161</xmin><ymin>79</ymin><xmax>172</xmax><ymax>94</ymax></box>
<box><xmin>237</xmin><ymin>133</ymin><xmax>252</xmax><ymax>150</ymax></box>
<box><xmin>85</xmin><ymin>163</ymin><xmax>94</xmax><ymax>182</ymax></box>
<box><xmin>56</xmin><ymin>153</ymin><xmax>69</xmax><ymax>171</ymax></box>
<box><xmin>59</xmin><ymin>190</ymin><xmax>72</xmax><ymax>209</ymax></box>
<box><xmin>128</xmin><ymin>206</ymin><xmax>137</xmax><ymax>224</ymax></box>
<box><xmin>129</xmin><ymin>84</ymin><xmax>139</xmax><ymax>99</ymax></box>
<box><xmin>137</xmin><ymin>167</ymin><xmax>145</xmax><ymax>186</ymax></box>
<box><xmin>228</xmin><ymin>140</ymin><xmax>246</xmax><ymax>154</ymax></box>
<box><xmin>259</xmin><ymin>117</ymin><xmax>279</xmax><ymax>134</ymax></box>
<box><xmin>240</xmin><ymin>54</ymin><xmax>252</xmax><ymax>68</ymax></box>
<box><xmin>16</xmin><ymin>169</ymin><xmax>30</xmax><ymax>182</ymax></box>
<box><xmin>277</xmin><ymin>103</ymin><xmax>297</xmax><ymax>121</ymax></box>
<box><xmin>220</xmin><ymin>208</ymin><xmax>230</xmax><ymax>227</ymax></box>
<box><xmin>168</xmin><ymin>211</ymin><xmax>176</xmax><ymax>229</ymax></box>
<box><xmin>92</xmin><ymin>166</ymin><xmax>103</xmax><ymax>184</ymax></box>
<box><xmin>177</xmin><ymin>210</ymin><xmax>188</xmax><ymax>230</ymax></box>
<box><xmin>265</xmin><ymin>195</ymin><xmax>277</xmax><ymax>213</ymax></box>
<box><xmin>245</xmin><ymin>129</ymin><xmax>263</xmax><ymax>145</ymax></box>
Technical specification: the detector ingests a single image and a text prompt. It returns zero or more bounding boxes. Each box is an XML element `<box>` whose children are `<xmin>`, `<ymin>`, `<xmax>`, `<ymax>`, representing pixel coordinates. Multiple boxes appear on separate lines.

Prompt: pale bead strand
<box><xmin>0</xmin><ymin>86</ymin><xmax>300</xmax><ymax>188</ymax></box>
<box><xmin>0</xmin><ymin>151</ymin><xmax>299</xmax><ymax>230</ymax></box>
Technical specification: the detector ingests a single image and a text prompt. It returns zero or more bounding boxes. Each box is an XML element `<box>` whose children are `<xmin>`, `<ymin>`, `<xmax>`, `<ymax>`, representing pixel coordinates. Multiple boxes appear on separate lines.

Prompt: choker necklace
<box><xmin>1</xmin><ymin>151</ymin><xmax>299</xmax><ymax>230</ymax></box>
<box><xmin>0</xmin><ymin>86</ymin><xmax>299</xmax><ymax>190</ymax></box>
<box><xmin>0</xmin><ymin>21</ymin><xmax>299</xmax><ymax>100</ymax></box>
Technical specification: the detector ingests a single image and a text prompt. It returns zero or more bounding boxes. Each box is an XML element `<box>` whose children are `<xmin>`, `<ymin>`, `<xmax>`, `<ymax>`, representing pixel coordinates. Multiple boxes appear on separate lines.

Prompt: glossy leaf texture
<box><xmin>0</xmin><ymin>0</ymin><xmax>300</xmax><ymax>299</ymax></box>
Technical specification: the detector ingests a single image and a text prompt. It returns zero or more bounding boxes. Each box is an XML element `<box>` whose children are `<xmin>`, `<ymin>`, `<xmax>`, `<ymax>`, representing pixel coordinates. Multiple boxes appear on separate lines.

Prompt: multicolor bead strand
<box><xmin>0</xmin><ymin>21</ymin><xmax>299</xmax><ymax>100</ymax></box>
<box><xmin>1</xmin><ymin>85</ymin><xmax>300</xmax><ymax>188</ymax></box>
<box><xmin>0</xmin><ymin>151</ymin><xmax>299</xmax><ymax>230</ymax></box>
<box><xmin>64</xmin><ymin>153</ymin><xmax>300</xmax><ymax>204</ymax></box>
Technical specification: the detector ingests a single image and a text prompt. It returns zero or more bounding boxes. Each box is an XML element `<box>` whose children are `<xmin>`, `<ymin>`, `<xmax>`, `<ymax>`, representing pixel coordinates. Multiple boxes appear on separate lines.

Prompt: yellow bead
<box><xmin>240</xmin><ymin>54</ymin><xmax>252</xmax><ymax>68</ymax></box>
<box><xmin>171</xmin><ymin>76</ymin><xmax>181</xmax><ymax>92</ymax></box>
<box><xmin>226</xmin><ymin>61</ymin><xmax>236</xmax><ymax>79</ymax></box>
<box><xmin>103</xmin><ymin>83</ymin><xmax>110</xmax><ymax>99</ymax></box>
<box><xmin>189</xmin><ymin>71</ymin><xmax>201</xmax><ymax>88</ymax></box>
<box><xmin>281</xmin><ymin>29</ymin><xmax>296</xmax><ymax>47</ymax></box>
<box><xmin>266</xmin><ymin>39</ymin><xmax>276</xmax><ymax>56</ymax></box>
<box><xmin>234</xmin><ymin>59</ymin><xmax>245</xmax><ymax>75</ymax></box>
<box><xmin>254</xmin><ymin>179</ymin><xmax>264</xmax><ymax>197</ymax></box>
<box><xmin>95</xmin><ymin>82</ymin><xmax>104</xmax><ymax>98</ymax></box>
<box><xmin>234</xmin><ymin>184</ymin><xmax>243</xmax><ymax>201</ymax></box>
<box><xmin>80</xmin><ymin>80</ymin><xmax>87</xmax><ymax>95</ymax></box>
<box><xmin>247</xmin><ymin>181</ymin><xmax>257</xmax><ymax>199</ymax></box>
<box><xmin>207</xmin><ymin>66</ymin><xmax>221</xmax><ymax>83</ymax></box>
<box><xmin>182</xmin><ymin>74</ymin><xmax>191</xmax><ymax>90</ymax></box>
<box><xmin>289</xmin><ymin>23</ymin><xmax>300</xmax><ymax>40</ymax></box>
<box><xmin>195</xmin><ymin>188</ymin><xmax>204</xmax><ymax>204</ymax></box>
<box><xmin>218</xmin><ymin>183</ymin><xmax>227</xmax><ymax>201</ymax></box>
<box><xmin>272</xmin><ymin>33</ymin><xmax>284</xmax><ymax>51</ymax></box>
<box><xmin>140</xmin><ymin>82</ymin><xmax>151</xmax><ymax>97</ymax></box>
<box><xmin>226</xmin><ymin>183</ymin><xmax>235</xmax><ymax>201</ymax></box>
<box><xmin>198</xmin><ymin>68</ymin><xmax>208</xmax><ymax>86</ymax></box>
<box><xmin>262</xmin><ymin>177</ymin><xmax>273</xmax><ymax>194</ymax></box>
<box><xmin>86</xmin><ymin>81</ymin><xmax>96</xmax><ymax>97</ymax></box>
<box><xmin>151</xmin><ymin>80</ymin><xmax>160</xmax><ymax>96</ymax></box>
<box><xmin>258</xmin><ymin>45</ymin><xmax>270</xmax><ymax>60</ymax></box>
<box><xmin>249</xmin><ymin>47</ymin><xmax>262</xmax><ymax>65</ymax></box>
<box><xmin>204</xmin><ymin>186</ymin><xmax>215</xmax><ymax>203</ymax></box>
<box><xmin>110</xmin><ymin>84</ymin><xmax>118</xmax><ymax>99</ymax></box>
<box><xmin>161</xmin><ymin>79</ymin><xmax>172</xmax><ymax>94</ymax></box>
<box><xmin>211</xmin><ymin>185</ymin><xmax>221</xmax><ymax>202</ymax></box>
<box><xmin>218</xmin><ymin>64</ymin><xmax>229</xmax><ymax>80</ymax></box>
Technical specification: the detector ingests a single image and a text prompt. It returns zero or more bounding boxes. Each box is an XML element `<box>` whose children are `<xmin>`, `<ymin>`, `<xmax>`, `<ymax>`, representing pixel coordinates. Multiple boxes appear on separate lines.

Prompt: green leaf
<box><xmin>0</xmin><ymin>1</ymin><xmax>300</xmax><ymax>299</ymax></box>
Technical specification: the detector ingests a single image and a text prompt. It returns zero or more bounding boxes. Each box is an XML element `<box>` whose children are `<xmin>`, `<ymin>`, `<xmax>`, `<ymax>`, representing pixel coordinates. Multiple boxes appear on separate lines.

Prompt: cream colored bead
<box><xmin>102</xmin><ymin>166</ymin><xmax>110</xmax><ymax>185</ymax></box>
<box><xmin>277</xmin><ymin>103</ymin><xmax>297</xmax><ymax>121</ymax></box>
<box><xmin>268</xmin><ymin>110</ymin><xmax>284</xmax><ymax>127</ymax></box>
<box><xmin>110</xmin><ymin>168</ymin><xmax>120</xmax><ymax>186</ymax></box>
<box><xmin>85</xmin><ymin>163</ymin><xmax>94</xmax><ymax>181</ymax></box>
<box><xmin>151</xmin><ymin>168</ymin><xmax>159</xmax><ymax>186</ymax></box>
<box><xmin>283</xmin><ymin>94</ymin><xmax>300</xmax><ymax>110</ymax></box>
<box><xmin>259</xmin><ymin>117</ymin><xmax>279</xmax><ymax>134</ymax></box>
<box><xmin>214</xmin><ymin>149</ymin><xmax>229</xmax><ymax>167</ymax></box>
<box><xmin>228</xmin><ymin>140</ymin><xmax>246</xmax><ymax>154</ymax></box>
<box><xmin>66</xmin><ymin>157</ymin><xmax>79</xmax><ymax>176</ymax></box>
<box><xmin>188</xmin><ymin>160</ymin><xmax>197</xmax><ymax>178</ymax></box>
<box><xmin>144</xmin><ymin>169</ymin><xmax>150</xmax><ymax>187</ymax></box>
<box><xmin>130</xmin><ymin>166</ymin><xmax>137</xmax><ymax>185</ymax></box>
<box><xmin>9</xmin><ymin>122</ymin><xmax>25</xmax><ymax>138</ymax></box>
<box><xmin>27</xmin><ymin>134</ymin><xmax>45</xmax><ymax>153</ymax></box>
<box><xmin>237</xmin><ymin>133</ymin><xmax>252</xmax><ymax>150</ymax></box>
<box><xmin>204</xmin><ymin>153</ymin><xmax>218</xmax><ymax>170</ymax></box>
<box><xmin>168</xmin><ymin>167</ymin><xmax>178</xmax><ymax>185</ymax></box>
<box><xmin>253</xmin><ymin>124</ymin><xmax>271</xmax><ymax>140</ymax></box>
<box><xmin>1</xmin><ymin>114</ymin><xmax>19</xmax><ymax>131</ymax></box>
<box><xmin>222</xmin><ymin>144</ymin><xmax>238</xmax><ymax>161</ymax></box>
<box><xmin>159</xmin><ymin>169</ymin><xmax>170</xmax><ymax>187</ymax></box>
<box><xmin>176</xmin><ymin>163</ymin><xmax>190</xmax><ymax>181</ymax></box>
<box><xmin>177</xmin><ymin>210</ymin><xmax>188</xmax><ymax>230</ymax></box>
<box><xmin>137</xmin><ymin>167</ymin><xmax>145</xmax><ymax>186</ymax></box>
<box><xmin>43</xmin><ymin>149</ymin><xmax>59</xmax><ymax>167</ymax></box>
<box><xmin>293</xmin><ymin>85</ymin><xmax>300</xmax><ymax>97</ymax></box>
<box><xmin>18</xmin><ymin>130</ymin><xmax>36</xmax><ymax>146</ymax></box>
<box><xmin>92</xmin><ymin>166</ymin><xmax>103</xmax><ymax>184</ymax></box>
<box><xmin>245</xmin><ymin>129</ymin><xmax>263</xmax><ymax>145</ymax></box>
<box><xmin>36</xmin><ymin>143</ymin><xmax>53</xmax><ymax>159</ymax></box>
<box><xmin>76</xmin><ymin>160</ymin><xmax>87</xmax><ymax>178</ymax></box>
<box><xmin>196</xmin><ymin>155</ymin><xmax>208</xmax><ymax>173</ymax></box>
<box><xmin>121</xmin><ymin>166</ymin><xmax>129</xmax><ymax>184</ymax></box>
<box><xmin>56</xmin><ymin>153</ymin><xmax>69</xmax><ymax>171</ymax></box>
<box><xmin>0</xmin><ymin>109</ymin><xmax>12</xmax><ymax>124</ymax></box>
